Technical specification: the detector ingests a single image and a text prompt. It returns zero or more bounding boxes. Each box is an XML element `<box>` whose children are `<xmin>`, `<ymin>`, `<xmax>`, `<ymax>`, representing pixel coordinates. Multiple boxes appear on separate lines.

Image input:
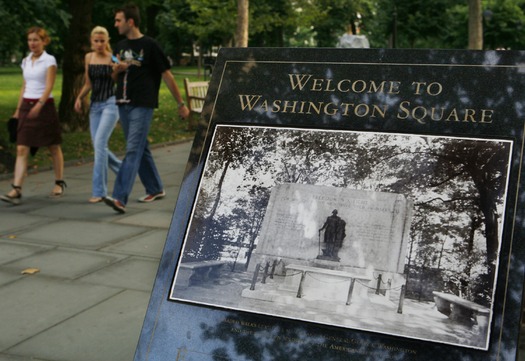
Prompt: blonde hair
<box><xmin>90</xmin><ymin>26</ymin><xmax>112</xmax><ymax>53</ymax></box>
<box><xmin>27</xmin><ymin>27</ymin><xmax>51</xmax><ymax>46</ymax></box>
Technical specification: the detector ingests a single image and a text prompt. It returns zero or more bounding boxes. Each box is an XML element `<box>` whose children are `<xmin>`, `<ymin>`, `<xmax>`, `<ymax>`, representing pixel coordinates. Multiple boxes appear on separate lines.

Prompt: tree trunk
<box><xmin>59</xmin><ymin>0</ymin><xmax>94</xmax><ymax>132</ymax></box>
<box><xmin>235</xmin><ymin>0</ymin><xmax>249</xmax><ymax>47</ymax></box>
<box><xmin>468</xmin><ymin>0</ymin><xmax>483</xmax><ymax>50</ymax></box>
<box><xmin>478</xmin><ymin>189</ymin><xmax>499</xmax><ymax>280</ymax></box>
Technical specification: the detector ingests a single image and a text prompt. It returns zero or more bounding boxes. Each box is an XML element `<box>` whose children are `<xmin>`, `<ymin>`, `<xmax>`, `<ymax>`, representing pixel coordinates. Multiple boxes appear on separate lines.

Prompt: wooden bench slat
<box><xmin>184</xmin><ymin>78</ymin><xmax>209</xmax><ymax>117</ymax></box>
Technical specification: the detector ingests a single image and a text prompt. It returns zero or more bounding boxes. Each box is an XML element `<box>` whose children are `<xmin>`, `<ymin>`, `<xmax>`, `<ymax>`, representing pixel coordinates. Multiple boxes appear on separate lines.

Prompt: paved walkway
<box><xmin>0</xmin><ymin>141</ymin><xmax>192</xmax><ymax>361</ymax></box>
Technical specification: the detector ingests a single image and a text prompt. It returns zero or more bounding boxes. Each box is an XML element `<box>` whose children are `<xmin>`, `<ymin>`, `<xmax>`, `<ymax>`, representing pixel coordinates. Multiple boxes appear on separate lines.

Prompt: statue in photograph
<box><xmin>318</xmin><ymin>209</ymin><xmax>347</xmax><ymax>261</ymax></box>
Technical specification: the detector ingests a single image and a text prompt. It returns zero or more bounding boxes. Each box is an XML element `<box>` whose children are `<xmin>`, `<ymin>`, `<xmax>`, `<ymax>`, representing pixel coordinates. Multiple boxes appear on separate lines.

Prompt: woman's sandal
<box><xmin>0</xmin><ymin>184</ymin><xmax>22</xmax><ymax>205</ymax></box>
<box><xmin>49</xmin><ymin>180</ymin><xmax>67</xmax><ymax>198</ymax></box>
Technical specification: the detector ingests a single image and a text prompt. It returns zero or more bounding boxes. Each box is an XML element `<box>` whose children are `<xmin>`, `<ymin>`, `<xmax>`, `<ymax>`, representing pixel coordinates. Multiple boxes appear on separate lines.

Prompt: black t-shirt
<box><xmin>114</xmin><ymin>36</ymin><xmax>171</xmax><ymax>108</ymax></box>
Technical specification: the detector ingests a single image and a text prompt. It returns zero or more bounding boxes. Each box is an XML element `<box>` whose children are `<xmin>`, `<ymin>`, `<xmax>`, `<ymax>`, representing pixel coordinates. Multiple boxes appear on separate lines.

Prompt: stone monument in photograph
<box><xmin>245</xmin><ymin>183</ymin><xmax>413</xmax><ymax>306</ymax></box>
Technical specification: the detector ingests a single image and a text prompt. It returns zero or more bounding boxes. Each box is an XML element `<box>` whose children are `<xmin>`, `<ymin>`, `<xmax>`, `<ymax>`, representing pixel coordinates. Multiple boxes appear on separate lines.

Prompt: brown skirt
<box><xmin>17</xmin><ymin>98</ymin><xmax>62</xmax><ymax>147</ymax></box>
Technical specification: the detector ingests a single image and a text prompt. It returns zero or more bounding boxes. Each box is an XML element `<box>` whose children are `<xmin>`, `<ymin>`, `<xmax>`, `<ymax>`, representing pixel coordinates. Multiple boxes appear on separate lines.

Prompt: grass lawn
<box><xmin>0</xmin><ymin>66</ymin><xmax>204</xmax><ymax>174</ymax></box>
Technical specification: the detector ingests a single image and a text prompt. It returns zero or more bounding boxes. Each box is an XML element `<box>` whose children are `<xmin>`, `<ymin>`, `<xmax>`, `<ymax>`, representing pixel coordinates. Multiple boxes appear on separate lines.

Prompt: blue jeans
<box><xmin>112</xmin><ymin>105</ymin><xmax>163</xmax><ymax>205</ymax></box>
<box><xmin>90</xmin><ymin>96</ymin><xmax>121</xmax><ymax>198</ymax></box>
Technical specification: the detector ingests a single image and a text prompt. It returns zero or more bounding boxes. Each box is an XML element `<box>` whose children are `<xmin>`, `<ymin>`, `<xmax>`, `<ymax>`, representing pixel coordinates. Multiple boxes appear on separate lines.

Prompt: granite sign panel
<box><xmin>134</xmin><ymin>48</ymin><xmax>525</xmax><ymax>361</ymax></box>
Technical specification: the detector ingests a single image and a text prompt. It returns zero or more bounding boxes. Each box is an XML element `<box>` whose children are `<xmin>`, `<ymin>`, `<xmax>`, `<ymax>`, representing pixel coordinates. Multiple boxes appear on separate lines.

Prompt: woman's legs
<box><xmin>1</xmin><ymin>145</ymin><xmax>29</xmax><ymax>204</ymax></box>
<box><xmin>90</xmin><ymin>98</ymin><xmax>120</xmax><ymax>199</ymax></box>
<box><xmin>13</xmin><ymin>145</ymin><xmax>30</xmax><ymax>187</ymax></box>
<box><xmin>48</xmin><ymin>144</ymin><xmax>64</xmax><ymax>194</ymax></box>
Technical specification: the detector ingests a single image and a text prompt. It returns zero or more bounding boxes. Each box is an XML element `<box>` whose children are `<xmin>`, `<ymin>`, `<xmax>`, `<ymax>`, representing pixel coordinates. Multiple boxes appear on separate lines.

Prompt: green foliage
<box><xmin>0</xmin><ymin>67</ymin><xmax>198</xmax><ymax>173</ymax></box>
<box><xmin>484</xmin><ymin>0</ymin><xmax>525</xmax><ymax>49</ymax></box>
<box><xmin>4</xmin><ymin>0</ymin><xmax>525</xmax><ymax>64</ymax></box>
<box><xmin>0</xmin><ymin>0</ymin><xmax>70</xmax><ymax>64</ymax></box>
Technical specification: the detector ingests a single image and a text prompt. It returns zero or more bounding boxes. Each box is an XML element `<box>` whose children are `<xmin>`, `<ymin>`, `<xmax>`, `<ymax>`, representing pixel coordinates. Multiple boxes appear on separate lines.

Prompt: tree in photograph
<box><xmin>185</xmin><ymin>127</ymin><xmax>276</xmax><ymax>261</ymax></box>
<box><xmin>435</xmin><ymin>140</ymin><xmax>510</xmax><ymax>281</ymax></box>
<box><xmin>330</xmin><ymin>134</ymin><xmax>507</xmax><ymax>303</ymax></box>
<box><xmin>274</xmin><ymin>130</ymin><xmax>362</xmax><ymax>186</ymax></box>
<box><xmin>236</xmin><ymin>185</ymin><xmax>270</xmax><ymax>269</ymax></box>
<box><xmin>385</xmin><ymin>138</ymin><xmax>508</xmax><ymax>295</ymax></box>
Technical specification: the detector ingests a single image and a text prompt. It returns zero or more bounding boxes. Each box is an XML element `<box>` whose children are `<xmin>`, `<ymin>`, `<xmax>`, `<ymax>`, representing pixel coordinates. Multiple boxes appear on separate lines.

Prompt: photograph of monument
<box><xmin>169</xmin><ymin>124</ymin><xmax>513</xmax><ymax>350</ymax></box>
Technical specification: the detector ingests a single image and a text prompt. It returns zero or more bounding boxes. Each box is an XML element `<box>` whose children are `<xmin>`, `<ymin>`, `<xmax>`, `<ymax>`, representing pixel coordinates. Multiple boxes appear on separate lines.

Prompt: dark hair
<box><xmin>115</xmin><ymin>3</ymin><xmax>141</xmax><ymax>27</ymax></box>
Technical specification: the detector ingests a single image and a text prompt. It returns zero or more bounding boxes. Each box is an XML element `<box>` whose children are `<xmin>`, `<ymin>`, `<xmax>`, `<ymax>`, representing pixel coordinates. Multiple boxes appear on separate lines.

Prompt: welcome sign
<box><xmin>238</xmin><ymin>75</ymin><xmax>495</xmax><ymax>124</ymax></box>
<box><xmin>135</xmin><ymin>48</ymin><xmax>525</xmax><ymax>361</ymax></box>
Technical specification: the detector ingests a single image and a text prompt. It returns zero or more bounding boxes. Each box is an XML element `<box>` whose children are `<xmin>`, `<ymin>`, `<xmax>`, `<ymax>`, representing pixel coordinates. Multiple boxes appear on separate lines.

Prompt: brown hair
<box><xmin>27</xmin><ymin>27</ymin><xmax>51</xmax><ymax>46</ymax></box>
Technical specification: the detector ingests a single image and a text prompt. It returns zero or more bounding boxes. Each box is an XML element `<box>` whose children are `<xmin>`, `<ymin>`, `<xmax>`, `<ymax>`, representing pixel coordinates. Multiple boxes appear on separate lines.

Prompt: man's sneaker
<box><xmin>138</xmin><ymin>190</ymin><xmax>166</xmax><ymax>203</ymax></box>
<box><xmin>104</xmin><ymin>196</ymin><xmax>126</xmax><ymax>214</ymax></box>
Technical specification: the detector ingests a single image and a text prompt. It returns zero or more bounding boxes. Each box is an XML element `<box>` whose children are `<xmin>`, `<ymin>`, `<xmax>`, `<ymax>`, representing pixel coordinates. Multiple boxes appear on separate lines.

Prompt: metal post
<box><xmin>262</xmin><ymin>262</ymin><xmax>270</xmax><ymax>284</ymax></box>
<box><xmin>270</xmin><ymin>260</ymin><xmax>277</xmax><ymax>279</ymax></box>
<box><xmin>250</xmin><ymin>263</ymin><xmax>261</xmax><ymax>291</ymax></box>
<box><xmin>375</xmin><ymin>274</ymin><xmax>382</xmax><ymax>295</ymax></box>
<box><xmin>397</xmin><ymin>284</ymin><xmax>406</xmax><ymax>314</ymax></box>
<box><xmin>346</xmin><ymin>278</ymin><xmax>356</xmax><ymax>305</ymax></box>
<box><xmin>296</xmin><ymin>271</ymin><xmax>306</xmax><ymax>298</ymax></box>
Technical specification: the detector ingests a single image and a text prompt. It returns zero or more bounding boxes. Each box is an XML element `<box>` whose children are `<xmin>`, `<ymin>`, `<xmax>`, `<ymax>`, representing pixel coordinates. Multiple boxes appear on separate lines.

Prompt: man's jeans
<box><xmin>89</xmin><ymin>96</ymin><xmax>121</xmax><ymax>197</ymax></box>
<box><xmin>112</xmin><ymin>105</ymin><xmax>163</xmax><ymax>205</ymax></box>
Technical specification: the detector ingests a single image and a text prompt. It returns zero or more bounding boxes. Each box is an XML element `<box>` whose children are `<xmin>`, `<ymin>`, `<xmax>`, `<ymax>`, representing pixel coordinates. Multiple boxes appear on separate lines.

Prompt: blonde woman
<box><xmin>75</xmin><ymin>26</ymin><xmax>121</xmax><ymax>203</ymax></box>
<box><xmin>1</xmin><ymin>27</ymin><xmax>65</xmax><ymax>205</ymax></box>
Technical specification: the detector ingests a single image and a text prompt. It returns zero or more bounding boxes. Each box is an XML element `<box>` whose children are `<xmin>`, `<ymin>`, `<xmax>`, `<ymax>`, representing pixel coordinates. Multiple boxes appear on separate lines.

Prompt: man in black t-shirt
<box><xmin>104</xmin><ymin>4</ymin><xmax>189</xmax><ymax>214</ymax></box>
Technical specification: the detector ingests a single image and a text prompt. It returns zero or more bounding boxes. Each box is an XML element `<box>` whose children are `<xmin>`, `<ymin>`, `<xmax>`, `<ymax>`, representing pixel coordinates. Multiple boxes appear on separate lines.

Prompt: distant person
<box><xmin>75</xmin><ymin>26</ymin><xmax>122</xmax><ymax>203</ymax></box>
<box><xmin>1</xmin><ymin>26</ymin><xmax>65</xmax><ymax>205</ymax></box>
<box><xmin>337</xmin><ymin>24</ymin><xmax>370</xmax><ymax>49</ymax></box>
<box><xmin>104</xmin><ymin>3</ymin><xmax>190</xmax><ymax>214</ymax></box>
<box><xmin>318</xmin><ymin>209</ymin><xmax>347</xmax><ymax>260</ymax></box>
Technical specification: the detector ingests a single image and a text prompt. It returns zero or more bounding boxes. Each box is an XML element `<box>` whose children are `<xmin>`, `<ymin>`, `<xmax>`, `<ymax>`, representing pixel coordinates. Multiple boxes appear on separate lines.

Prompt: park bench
<box><xmin>184</xmin><ymin>78</ymin><xmax>209</xmax><ymax>118</ymax></box>
<box><xmin>177</xmin><ymin>260</ymin><xmax>227</xmax><ymax>287</ymax></box>
<box><xmin>433</xmin><ymin>291</ymin><xmax>490</xmax><ymax>327</ymax></box>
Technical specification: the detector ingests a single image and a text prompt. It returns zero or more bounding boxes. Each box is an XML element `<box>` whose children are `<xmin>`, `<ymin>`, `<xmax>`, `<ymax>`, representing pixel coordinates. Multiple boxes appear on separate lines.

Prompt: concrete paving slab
<box><xmin>2</xmin><ymin>248</ymin><xmax>127</xmax><ymax>279</ymax></box>
<box><xmin>14</xmin><ymin>220</ymin><xmax>148</xmax><ymax>250</ymax></box>
<box><xmin>115</xmin><ymin>209</ymin><xmax>173</xmax><ymax>229</ymax></box>
<box><xmin>0</xmin><ymin>354</ymin><xmax>47</xmax><ymax>361</ymax></box>
<box><xmin>0</xmin><ymin>271</ymin><xmax>22</xmax><ymax>287</ymax></box>
<box><xmin>0</xmin><ymin>214</ymin><xmax>52</xmax><ymax>234</ymax></box>
<box><xmin>27</xmin><ymin>202</ymin><xmax>144</xmax><ymax>222</ymax></box>
<box><xmin>6</xmin><ymin>290</ymin><xmax>148</xmax><ymax>361</ymax></box>
<box><xmin>100</xmin><ymin>229</ymin><xmax>168</xmax><ymax>258</ymax></box>
<box><xmin>0</xmin><ymin>277</ymin><xmax>121</xmax><ymax>350</ymax></box>
<box><xmin>0</xmin><ymin>141</ymin><xmax>194</xmax><ymax>360</ymax></box>
<box><xmin>0</xmin><ymin>198</ymin><xmax>57</xmax><ymax>214</ymax></box>
<box><xmin>78</xmin><ymin>257</ymin><xmax>160</xmax><ymax>292</ymax></box>
<box><xmin>0</xmin><ymin>240</ymin><xmax>52</xmax><ymax>265</ymax></box>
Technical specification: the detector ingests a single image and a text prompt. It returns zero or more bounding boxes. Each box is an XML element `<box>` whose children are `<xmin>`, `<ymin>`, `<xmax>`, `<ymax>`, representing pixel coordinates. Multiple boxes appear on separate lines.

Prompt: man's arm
<box><xmin>162</xmin><ymin>69</ymin><xmax>190</xmax><ymax>119</ymax></box>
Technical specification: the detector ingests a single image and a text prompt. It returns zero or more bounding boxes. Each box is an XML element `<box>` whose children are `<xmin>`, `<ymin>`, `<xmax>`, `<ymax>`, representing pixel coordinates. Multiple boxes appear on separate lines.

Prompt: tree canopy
<box><xmin>2</xmin><ymin>0</ymin><xmax>525</xmax><ymax>130</ymax></box>
<box><xmin>4</xmin><ymin>0</ymin><xmax>525</xmax><ymax>66</ymax></box>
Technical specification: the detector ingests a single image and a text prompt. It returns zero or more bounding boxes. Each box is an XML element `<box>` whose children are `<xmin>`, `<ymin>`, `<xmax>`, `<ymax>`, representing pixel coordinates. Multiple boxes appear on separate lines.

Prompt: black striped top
<box><xmin>88</xmin><ymin>64</ymin><xmax>115</xmax><ymax>102</ymax></box>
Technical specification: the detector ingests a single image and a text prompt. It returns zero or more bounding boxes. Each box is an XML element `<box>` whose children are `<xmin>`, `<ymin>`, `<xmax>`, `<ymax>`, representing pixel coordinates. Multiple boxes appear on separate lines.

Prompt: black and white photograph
<box><xmin>170</xmin><ymin>124</ymin><xmax>513</xmax><ymax>350</ymax></box>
